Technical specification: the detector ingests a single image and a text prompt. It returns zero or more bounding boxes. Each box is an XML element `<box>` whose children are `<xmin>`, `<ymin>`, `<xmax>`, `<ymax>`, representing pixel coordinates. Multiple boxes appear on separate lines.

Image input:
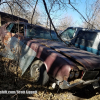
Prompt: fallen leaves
<box><xmin>0</xmin><ymin>56</ymin><xmax>100</xmax><ymax>100</ymax></box>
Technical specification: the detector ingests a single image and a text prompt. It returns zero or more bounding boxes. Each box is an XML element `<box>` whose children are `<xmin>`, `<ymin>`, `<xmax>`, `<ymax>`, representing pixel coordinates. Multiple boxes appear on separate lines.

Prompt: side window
<box><xmin>51</xmin><ymin>31</ymin><xmax>59</xmax><ymax>40</ymax></box>
<box><xmin>77</xmin><ymin>31</ymin><xmax>97</xmax><ymax>47</ymax></box>
<box><xmin>31</xmin><ymin>27</ymin><xmax>51</xmax><ymax>39</ymax></box>
<box><xmin>44</xmin><ymin>29</ymin><xmax>50</xmax><ymax>39</ymax></box>
<box><xmin>85</xmin><ymin>32</ymin><xmax>97</xmax><ymax>47</ymax></box>
<box><xmin>84</xmin><ymin>31</ymin><xmax>97</xmax><ymax>40</ymax></box>
<box><xmin>6</xmin><ymin>23</ymin><xmax>14</xmax><ymax>32</ymax></box>
<box><xmin>26</xmin><ymin>25</ymin><xmax>37</xmax><ymax>38</ymax></box>
<box><xmin>34</xmin><ymin>27</ymin><xmax>44</xmax><ymax>38</ymax></box>
<box><xmin>10</xmin><ymin>24</ymin><xmax>24</xmax><ymax>36</ymax></box>
<box><xmin>10</xmin><ymin>24</ymin><xmax>18</xmax><ymax>33</ymax></box>
<box><xmin>26</xmin><ymin>25</ymin><xmax>58</xmax><ymax>40</ymax></box>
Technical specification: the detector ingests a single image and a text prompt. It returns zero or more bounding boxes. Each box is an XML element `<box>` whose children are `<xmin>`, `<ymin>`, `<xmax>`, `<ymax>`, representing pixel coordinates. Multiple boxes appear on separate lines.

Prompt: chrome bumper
<box><xmin>58</xmin><ymin>77</ymin><xmax>100</xmax><ymax>89</ymax></box>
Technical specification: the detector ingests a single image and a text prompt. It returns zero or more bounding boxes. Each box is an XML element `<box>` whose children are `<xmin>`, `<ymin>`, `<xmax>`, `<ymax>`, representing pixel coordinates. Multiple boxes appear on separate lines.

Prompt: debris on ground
<box><xmin>0</xmin><ymin>55</ymin><xmax>100</xmax><ymax>100</ymax></box>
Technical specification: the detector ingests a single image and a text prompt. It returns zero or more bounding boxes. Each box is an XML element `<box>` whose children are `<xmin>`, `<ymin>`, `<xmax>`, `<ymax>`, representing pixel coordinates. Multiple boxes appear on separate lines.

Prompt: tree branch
<box><xmin>0</xmin><ymin>1</ymin><xmax>10</xmax><ymax>5</ymax></box>
<box><xmin>69</xmin><ymin>0</ymin><xmax>96</xmax><ymax>29</ymax></box>
<box><xmin>31</xmin><ymin>0</ymin><xmax>38</xmax><ymax>24</ymax></box>
<box><xmin>42</xmin><ymin>0</ymin><xmax>70</xmax><ymax>46</ymax></box>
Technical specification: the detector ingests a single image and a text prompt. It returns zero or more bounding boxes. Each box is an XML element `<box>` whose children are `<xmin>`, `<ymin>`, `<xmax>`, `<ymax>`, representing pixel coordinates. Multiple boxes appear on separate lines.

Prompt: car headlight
<box><xmin>75</xmin><ymin>71</ymin><xmax>80</xmax><ymax>78</ymax></box>
<box><xmin>69</xmin><ymin>71</ymin><xmax>75</xmax><ymax>79</ymax></box>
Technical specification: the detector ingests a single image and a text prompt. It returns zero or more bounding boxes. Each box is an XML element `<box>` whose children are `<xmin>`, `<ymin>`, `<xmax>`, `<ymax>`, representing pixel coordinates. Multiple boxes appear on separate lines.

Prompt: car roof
<box><xmin>67</xmin><ymin>27</ymin><xmax>100</xmax><ymax>33</ymax></box>
<box><xmin>7</xmin><ymin>21</ymin><xmax>56</xmax><ymax>33</ymax></box>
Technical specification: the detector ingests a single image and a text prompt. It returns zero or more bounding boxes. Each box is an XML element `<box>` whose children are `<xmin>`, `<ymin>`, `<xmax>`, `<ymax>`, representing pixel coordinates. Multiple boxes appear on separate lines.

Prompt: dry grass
<box><xmin>0</xmin><ymin>55</ymin><xmax>100</xmax><ymax>100</ymax></box>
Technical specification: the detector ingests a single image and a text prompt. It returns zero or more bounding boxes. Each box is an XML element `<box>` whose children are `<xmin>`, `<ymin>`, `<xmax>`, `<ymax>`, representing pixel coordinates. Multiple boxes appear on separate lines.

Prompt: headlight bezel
<box><xmin>69</xmin><ymin>71</ymin><xmax>75</xmax><ymax>79</ymax></box>
<box><xmin>75</xmin><ymin>71</ymin><xmax>80</xmax><ymax>78</ymax></box>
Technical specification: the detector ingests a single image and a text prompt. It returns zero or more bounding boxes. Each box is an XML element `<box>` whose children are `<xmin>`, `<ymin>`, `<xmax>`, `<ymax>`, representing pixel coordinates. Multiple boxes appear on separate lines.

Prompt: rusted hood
<box><xmin>32</xmin><ymin>39</ymin><xmax>100</xmax><ymax>70</ymax></box>
<box><xmin>26</xmin><ymin>39</ymin><xmax>80</xmax><ymax>81</ymax></box>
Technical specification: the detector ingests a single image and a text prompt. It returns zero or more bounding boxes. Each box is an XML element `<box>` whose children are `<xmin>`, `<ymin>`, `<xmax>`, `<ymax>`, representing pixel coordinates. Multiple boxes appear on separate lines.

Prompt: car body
<box><xmin>73</xmin><ymin>29</ymin><xmax>100</xmax><ymax>55</ymax></box>
<box><xmin>61</xmin><ymin>27</ymin><xmax>100</xmax><ymax>55</ymax></box>
<box><xmin>0</xmin><ymin>22</ymin><xmax>100</xmax><ymax>89</ymax></box>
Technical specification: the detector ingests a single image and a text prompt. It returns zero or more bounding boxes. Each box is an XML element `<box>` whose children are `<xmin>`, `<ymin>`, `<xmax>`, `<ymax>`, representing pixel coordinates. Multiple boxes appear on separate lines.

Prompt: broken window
<box><xmin>10</xmin><ymin>24</ymin><xmax>24</xmax><ymax>36</ymax></box>
<box><xmin>6</xmin><ymin>23</ymin><xmax>14</xmax><ymax>32</ymax></box>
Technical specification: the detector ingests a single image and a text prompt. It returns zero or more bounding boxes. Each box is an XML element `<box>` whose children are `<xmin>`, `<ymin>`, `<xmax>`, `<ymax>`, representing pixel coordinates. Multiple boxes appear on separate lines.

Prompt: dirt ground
<box><xmin>0</xmin><ymin>56</ymin><xmax>100</xmax><ymax>100</ymax></box>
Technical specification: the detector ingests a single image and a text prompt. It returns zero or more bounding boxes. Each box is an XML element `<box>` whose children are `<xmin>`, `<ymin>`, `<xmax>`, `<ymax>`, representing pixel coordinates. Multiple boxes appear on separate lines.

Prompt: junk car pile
<box><xmin>0</xmin><ymin>22</ymin><xmax>100</xmax><ymax>89</ymax></box>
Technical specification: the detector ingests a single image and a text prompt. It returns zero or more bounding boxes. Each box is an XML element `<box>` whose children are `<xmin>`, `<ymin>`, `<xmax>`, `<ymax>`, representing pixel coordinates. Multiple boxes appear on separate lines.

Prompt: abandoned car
<box><xmin>60</xmin><ymin>27</ymin><xmax>100</xmax><ymax>55</ymax></box>
<box><xmin>0</xmin><ymin>22</ymin><xmax>100</xmax><ymax>90</ymax></box>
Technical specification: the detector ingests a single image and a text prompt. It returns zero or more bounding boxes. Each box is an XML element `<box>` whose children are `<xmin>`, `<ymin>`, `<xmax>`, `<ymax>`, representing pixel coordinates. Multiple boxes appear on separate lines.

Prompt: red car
<box><xmin>0</xmin><ymin>22</ymin><xmax>100</xmax><ymax>90</ymax></box>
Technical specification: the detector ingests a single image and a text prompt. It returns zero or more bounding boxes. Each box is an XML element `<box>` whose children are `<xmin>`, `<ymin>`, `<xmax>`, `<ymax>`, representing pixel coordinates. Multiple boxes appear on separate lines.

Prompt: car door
<box><xmin>0</xmin><ymin>23</ymin><xmax>36</xmax><ymax>75</ymax></box>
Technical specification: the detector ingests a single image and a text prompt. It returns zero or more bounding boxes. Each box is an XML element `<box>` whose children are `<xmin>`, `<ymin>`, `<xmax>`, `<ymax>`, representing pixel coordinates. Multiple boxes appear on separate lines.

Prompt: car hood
<box><xmin>32</xmin><ymin>38</ymin><xmax>100</xmax><ymax>70</ymax></box>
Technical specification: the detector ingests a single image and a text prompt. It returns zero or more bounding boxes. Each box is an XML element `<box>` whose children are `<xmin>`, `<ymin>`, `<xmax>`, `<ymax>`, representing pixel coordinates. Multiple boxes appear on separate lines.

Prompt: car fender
<box><xmin>0</xmin><ymin>35</ymin><xmax>36</xmax><ymax>75</ymax></box>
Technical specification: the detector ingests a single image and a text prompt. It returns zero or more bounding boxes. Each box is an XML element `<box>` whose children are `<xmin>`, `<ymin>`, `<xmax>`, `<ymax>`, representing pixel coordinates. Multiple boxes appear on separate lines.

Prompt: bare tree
<box><xmin>57</xmin><ymin>15</ymin><xmax>74</xmax><ymax>30</ymax></box>
<box><xmin>41</xmin><ymin>0</ymin><xmax>71</xmax><ymax>28</ymax></box>
<box><xmin>83</xmin><ymin>0</ymin><xmax>100</xmax><ymax>29</ymax></box>
<box><xmin>0</xmin><ymin>0</ymin><xmax>40</xmax><ymax>24</ymax></box>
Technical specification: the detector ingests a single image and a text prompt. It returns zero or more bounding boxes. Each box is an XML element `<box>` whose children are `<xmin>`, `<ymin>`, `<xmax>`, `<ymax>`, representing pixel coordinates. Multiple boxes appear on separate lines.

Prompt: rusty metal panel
<box><xmin>19</xmin><ymin>41</ymin><xmax>36</xmax><ymax>75</ymax></box>
<box><xmin>26</xmin><ymin>40</ymin><xmax>79</xmax><ymax>81</ymax></box>
<box><xmin>33</xmin><ymin>39</ymin><xmax>100</xmax><ymax>70</ymax></box>
<box><xmin>0</xmin><ymin>35</ymin><xmax>36</xmax><ymax>75</ymax></box>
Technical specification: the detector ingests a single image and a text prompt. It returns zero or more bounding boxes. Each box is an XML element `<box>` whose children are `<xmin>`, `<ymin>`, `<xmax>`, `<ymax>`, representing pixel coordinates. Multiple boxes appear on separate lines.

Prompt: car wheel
<box><xmin>30</xmin><ymin>60</ymin><xmax>49</xmax><ymax>85</ymax></box>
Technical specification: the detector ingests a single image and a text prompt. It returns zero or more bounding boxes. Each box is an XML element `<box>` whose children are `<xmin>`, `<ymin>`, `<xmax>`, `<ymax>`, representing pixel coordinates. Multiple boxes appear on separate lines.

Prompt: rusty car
<box><xmin>0</xmin><ymin>22</ymin><xmax>100</xmax><ymax>90</ymax></box>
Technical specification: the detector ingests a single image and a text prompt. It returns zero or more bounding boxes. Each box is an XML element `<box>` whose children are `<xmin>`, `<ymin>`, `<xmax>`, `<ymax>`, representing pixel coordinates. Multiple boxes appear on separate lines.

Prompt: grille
<box><xmin>82</xmin><ymin>71</ymin><xmax>99</xmax><ymax>81</ymax></box>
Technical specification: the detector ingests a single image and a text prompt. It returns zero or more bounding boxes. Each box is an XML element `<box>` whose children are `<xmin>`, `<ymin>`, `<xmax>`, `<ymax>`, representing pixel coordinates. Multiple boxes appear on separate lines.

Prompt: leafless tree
<box><xmin>0</xmin><ymin>0</ymin><xmax>40</xmax><ymax>24</ymax></box>
<box><xmin>57</xmin><ymin>15</ymin><xmax>74</xmax><ymax>30</ymax></box>
<box><xmin>83</xmin><ymin>0</ymin><xmax>100</xmax><ymax>29</ymax></box>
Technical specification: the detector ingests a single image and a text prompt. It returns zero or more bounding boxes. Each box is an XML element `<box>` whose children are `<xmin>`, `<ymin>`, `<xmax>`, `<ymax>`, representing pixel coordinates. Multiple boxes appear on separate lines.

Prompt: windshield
<box><xmin>26</xmin><ymin>25</ymin><xmax>59</xmax><ymax>41</ymax></box>
<box><xmin>60</xmin><ymin>28</ymin><xmax>76</xmax><ymax>41</ymax></box>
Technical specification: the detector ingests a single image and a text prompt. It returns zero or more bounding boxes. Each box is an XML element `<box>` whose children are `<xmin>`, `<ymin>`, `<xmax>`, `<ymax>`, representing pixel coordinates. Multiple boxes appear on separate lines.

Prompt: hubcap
<box><xmin>31</xmin><ymin>64</ymin><xmax>40</xmax><ymax>82</ymax></box>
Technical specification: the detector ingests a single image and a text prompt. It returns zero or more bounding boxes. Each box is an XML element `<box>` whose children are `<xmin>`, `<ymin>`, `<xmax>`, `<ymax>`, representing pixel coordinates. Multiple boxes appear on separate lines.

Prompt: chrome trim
<box><xmin>59</xmin><ymin>77</ymin><xmax>100</xmax><ymax>89</ymax></box>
